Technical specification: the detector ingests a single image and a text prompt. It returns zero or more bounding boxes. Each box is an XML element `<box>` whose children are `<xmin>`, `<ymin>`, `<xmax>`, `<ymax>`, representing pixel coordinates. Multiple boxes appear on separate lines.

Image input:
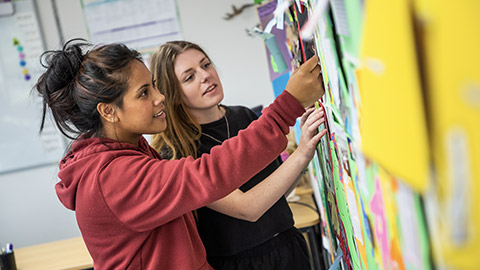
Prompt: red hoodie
<box><xmin>56</xmin><ymin>91</ymin><xmax>304</xmax><ymax>269</ymax></box>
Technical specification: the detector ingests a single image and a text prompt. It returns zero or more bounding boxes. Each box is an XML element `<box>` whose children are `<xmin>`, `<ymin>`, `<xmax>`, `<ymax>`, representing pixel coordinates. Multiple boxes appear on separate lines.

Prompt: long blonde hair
<box><xmin>150</xmin><ymin>41</ymin><xmax>212</xmax><ymax>159</ymax></box>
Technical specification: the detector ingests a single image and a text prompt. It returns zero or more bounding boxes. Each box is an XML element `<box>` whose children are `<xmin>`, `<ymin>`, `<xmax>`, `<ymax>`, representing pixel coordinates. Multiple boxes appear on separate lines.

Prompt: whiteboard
<box><xmin>0</xmin><ymin>0</ymin><xmax>65</xmax><ymax>174</ymax></box>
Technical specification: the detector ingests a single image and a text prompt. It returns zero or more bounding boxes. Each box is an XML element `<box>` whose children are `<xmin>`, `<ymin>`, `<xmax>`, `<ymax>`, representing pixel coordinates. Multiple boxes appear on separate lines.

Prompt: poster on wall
<box><xmin>81</xmin><ymin>0</ymin><xmax>182</xmax><ymax>54</ymax></box>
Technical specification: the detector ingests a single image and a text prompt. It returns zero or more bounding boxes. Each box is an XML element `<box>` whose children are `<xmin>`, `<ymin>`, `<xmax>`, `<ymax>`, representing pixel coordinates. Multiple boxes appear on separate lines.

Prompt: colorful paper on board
<box><xmin>256</xmin><ymin>1</ymin><xmax>292</xmax><ymax>81</ymax></box>
<box><xmin>370</xmin><ymin>178</ymin><xmax>391</xmax><ymax>270</ymax></box>
<box><xmin>330</xmin><ymin>136</ymin><xmax>360</xmax><ymax>269</ymax></box>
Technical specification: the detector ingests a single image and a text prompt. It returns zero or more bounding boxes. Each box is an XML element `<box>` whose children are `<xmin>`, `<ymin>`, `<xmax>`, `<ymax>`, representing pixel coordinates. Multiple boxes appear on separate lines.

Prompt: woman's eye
<box><xmin>203</xmin><ymin>62</ymin><xmax>211</xmax><ymax>68</ymax></box>
<box><xmin>185</xmin><ymin>75</ymin><xmax>193</xmax><ymax>82</ymax></box>
<box><xmin>140</xmin><ymin>89</ymin><xmax>148</xmax><ymax>97</ymax></box>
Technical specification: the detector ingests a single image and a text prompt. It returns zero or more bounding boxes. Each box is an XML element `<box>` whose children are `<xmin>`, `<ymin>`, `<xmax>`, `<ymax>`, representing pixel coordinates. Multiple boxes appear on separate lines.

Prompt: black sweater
<box><xmin>196</xmin><ymin>105</ymin><xmax>294</xmax><ymax>257</ymax></box>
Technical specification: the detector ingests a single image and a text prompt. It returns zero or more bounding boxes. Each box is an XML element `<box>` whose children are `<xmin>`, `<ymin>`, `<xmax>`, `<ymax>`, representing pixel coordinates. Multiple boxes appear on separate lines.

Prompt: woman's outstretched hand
<box><xmin>296</xmin><ymin>106</ymin><xmax>327</xmax><ymax>160</ymax></box>
<box><xmin>285</xmin><ymin>56</ymin><xmax>325</xmax><ymax>108</ymax></box>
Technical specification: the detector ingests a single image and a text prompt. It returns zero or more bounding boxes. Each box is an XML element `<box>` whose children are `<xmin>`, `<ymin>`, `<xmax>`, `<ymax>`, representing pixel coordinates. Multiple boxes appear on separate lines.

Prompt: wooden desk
<box><xmin>294</xmin><ymin>186</ymin><xmax>313</xmax><ymax>196</ymax></box>
<box><xmin>289</xmin><ymin>193</ymin><xmax>319</xmax><ymax>228</ymax></box>
<box><xmin>15</xmin><ymin>237</ymin><xmax>93</xmax><ymax>270</ymax></box>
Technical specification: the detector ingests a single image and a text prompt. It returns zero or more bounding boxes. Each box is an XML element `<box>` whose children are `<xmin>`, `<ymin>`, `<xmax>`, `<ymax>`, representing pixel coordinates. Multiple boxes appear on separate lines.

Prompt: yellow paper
<box><xmin>418</xmin><ymin>0</ymin><xmax>480</xmax><ymax>268</ymax></box>
<box><xmin>358</xmin><ymin>0</ymin><xmax>429</xmax><ymax>191</ymax></box>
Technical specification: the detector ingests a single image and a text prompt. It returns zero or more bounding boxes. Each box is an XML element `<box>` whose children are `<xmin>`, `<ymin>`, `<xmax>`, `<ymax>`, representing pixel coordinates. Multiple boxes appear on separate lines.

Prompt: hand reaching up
<box><xmin>285</xmin><ymin>56</ymin><xmax>325</xmax><ymax>108</ymax></box>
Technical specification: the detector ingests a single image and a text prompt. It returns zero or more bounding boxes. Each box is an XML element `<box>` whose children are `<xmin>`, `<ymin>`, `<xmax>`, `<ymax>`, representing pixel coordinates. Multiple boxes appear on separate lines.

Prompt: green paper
<box><xmin>341</xmin><ymin>0</ymin><xmax>364</xmax><ymax>58</ymax></box>
<box><xmin>415</xmin><ymin>194</ymin><xmax>432</xmax><ymax>270</ymax></box>
<box><xmin>270</xmin><ymin>54</ymin><xmax>279</xmax><ymax>73</ymax></box>
<box><xmin>330</xmin><ymin>140</ymin><xmax>361</xmax><ymax>269</ymax></box>
<box><xmin>338</xmin><ymin>66</ymin><xmax>351</xmax><ymax>110</ymax></box>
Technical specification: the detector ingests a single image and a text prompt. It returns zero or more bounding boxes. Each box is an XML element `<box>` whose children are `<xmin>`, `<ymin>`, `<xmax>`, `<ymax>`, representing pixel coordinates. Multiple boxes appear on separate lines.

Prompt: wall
<box><xmin>176</xmin><ymin>0</ymin><xmax>274</xmax><ymax>108</ymax></box>
<box><xmin>0</xmin><ymin>0</ymin><xmax>274</xmax><ymax>248</ymax></box>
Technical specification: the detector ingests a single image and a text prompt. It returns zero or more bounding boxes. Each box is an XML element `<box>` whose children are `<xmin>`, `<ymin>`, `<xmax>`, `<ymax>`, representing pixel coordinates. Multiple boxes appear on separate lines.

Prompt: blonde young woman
<box><xmin>150</xmin><ymin>41</ymin><xmax>326</xmax><ymax>270</ymax></box>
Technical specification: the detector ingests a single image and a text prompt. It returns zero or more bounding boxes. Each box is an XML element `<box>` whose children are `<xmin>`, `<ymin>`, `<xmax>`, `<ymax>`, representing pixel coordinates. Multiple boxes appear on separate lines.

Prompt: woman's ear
<box><xmin>97</xmin><ymin>103</ymin><xmax>117</xmax><ymax>123</ymax></box>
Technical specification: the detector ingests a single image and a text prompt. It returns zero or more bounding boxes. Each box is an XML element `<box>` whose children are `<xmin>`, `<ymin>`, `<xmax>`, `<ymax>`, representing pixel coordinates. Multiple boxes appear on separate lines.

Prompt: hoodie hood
<box><xmin>56</xmin><ymin>136</ymin><xmax>154</xmax><ymax>210</ymax></box>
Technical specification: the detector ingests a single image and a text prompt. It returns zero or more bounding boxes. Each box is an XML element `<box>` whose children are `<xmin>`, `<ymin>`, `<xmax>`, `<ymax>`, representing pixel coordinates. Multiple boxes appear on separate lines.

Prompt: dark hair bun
<box><xmin>35</xmin><ymin>38</ymin><xmax>91</xmax><ymax>138</ymax></box>
<box><xmin>40</xmin><ymin>38</ymin><xmax>89</xmax><ymax>95</ymax></box>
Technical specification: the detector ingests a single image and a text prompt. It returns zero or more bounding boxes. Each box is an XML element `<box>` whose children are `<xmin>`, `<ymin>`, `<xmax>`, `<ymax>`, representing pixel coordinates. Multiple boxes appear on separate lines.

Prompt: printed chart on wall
<box><xmin>81</xmin><ymin>0</ymin><xmax>182</xmax><ymax>66</ymax></box>
<box><xmin>0</xmin><ymin>0</ymin><xmax>65</xmax><ymax>174</ymax></box>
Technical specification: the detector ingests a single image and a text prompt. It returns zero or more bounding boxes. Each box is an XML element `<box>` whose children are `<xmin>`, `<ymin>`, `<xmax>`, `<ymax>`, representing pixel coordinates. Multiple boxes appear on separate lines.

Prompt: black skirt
<box><xmin>206</xmin><ymin>227</ymin><xmax>311</xmax><ymax>270</ymax></box>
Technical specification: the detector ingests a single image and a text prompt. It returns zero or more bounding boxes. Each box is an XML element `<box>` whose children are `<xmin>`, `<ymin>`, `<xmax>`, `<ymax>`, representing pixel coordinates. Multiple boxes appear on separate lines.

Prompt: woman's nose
<box><xmin>153</xmin><ymin>89</ymin><xmax>165</xmax><ymax>106</ymax></box>
<box><xmin>199</xmin><ymin>68</ymin><xmax>210</xmax><ymax>82</ymax></box>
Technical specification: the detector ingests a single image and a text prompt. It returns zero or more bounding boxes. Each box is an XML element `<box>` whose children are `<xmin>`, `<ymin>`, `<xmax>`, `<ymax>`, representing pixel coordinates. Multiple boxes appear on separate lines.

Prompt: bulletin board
<box><xmin>254</xmin><ymin>1</ymin><xmax>432</xmax><ymax>269</ymax></box>
<box><xmin>0</xmin><ymin>0</ymin><xmax>65</xmax><ymax>174</ymax></box>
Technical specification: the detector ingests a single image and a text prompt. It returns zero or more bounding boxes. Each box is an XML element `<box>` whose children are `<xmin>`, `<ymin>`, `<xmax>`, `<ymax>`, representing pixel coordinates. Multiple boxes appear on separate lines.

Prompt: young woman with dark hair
<box><xmin>35</xmin><ymin>38</ymin><xmax>324</xmax><ymax>269</ymax></box>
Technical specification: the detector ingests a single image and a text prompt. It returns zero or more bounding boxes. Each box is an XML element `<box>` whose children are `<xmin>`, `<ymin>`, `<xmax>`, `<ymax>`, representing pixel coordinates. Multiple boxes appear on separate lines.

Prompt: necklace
<box><xmin>202</xmin><ymin>113</ymin><xmax>230</xmax><ymax>144</ymax></box>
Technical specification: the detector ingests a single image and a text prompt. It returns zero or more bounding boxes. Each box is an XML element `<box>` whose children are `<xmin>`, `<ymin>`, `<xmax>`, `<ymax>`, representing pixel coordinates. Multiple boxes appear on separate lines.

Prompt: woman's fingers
<box><xmin>300</xmin><ymin>107</ymin><xmax>316</xmax><ymax>127</ymax></box>
<box><xmin>311</xmin><ymin>128</ymin><xmax>327</xmax><ymax>144</ymax></box>
<box><xmin>302</xmin><ymin>116</ymin><xmax>325</xmax><ymax>144</ymax></box>
<box><xmin>307</xmin><ymin>117</ymin><xmax>325</xmax><ymax>136</ymax></box>
<box><xmin>303</xmin><ymin>55</ymin><xmax>320</xmax><ymax>73</ymax></box>
<box><xmin>302</xmin><ymin>108</ymin><xmax>325</xmax><ymax>131</ymax></box>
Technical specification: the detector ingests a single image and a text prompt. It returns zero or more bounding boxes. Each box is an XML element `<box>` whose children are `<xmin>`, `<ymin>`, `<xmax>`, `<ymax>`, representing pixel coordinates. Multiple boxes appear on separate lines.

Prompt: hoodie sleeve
<box><xmin>98</xmin><ymin>91</ymin><xmax>305</xmax><ymax>231</ymax></box>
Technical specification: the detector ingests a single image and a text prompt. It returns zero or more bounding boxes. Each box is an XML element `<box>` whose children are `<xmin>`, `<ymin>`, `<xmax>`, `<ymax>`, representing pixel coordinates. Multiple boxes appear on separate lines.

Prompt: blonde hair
<box><xmin>150</xmin><ymin>41</ymin><xmax>212</xmax><ymax>159</ymax></box>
